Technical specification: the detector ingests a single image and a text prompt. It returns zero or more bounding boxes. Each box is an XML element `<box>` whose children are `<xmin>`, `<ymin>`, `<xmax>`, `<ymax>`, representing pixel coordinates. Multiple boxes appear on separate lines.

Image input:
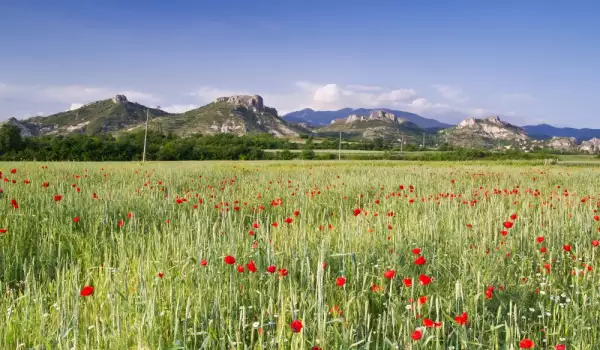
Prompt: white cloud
<box><xmin>313</xmin><ymin>84</ymin><xmax>342</xmax><ymax>103</ymax></box>
<box><xmin>0</xmin><ymin>82</ymin><xmax>159</xmax><ymax>106</ymax></box>
<box><xmin>433</xmin><ymin>85</ymin><xmax>469</xmax><ymax>103</ymax></box>
<box><xmin>161</xmin><ymin>104</ymin><xmax>199</xmax><ymax>113</ymax></box>
<box><xmin>346</xmin><ymin>84</ymin><xmax>384</xmax><ymax>92</ymax></box>
<box><xmin>377</xmin><ymin>89</ymin><xmax>418</xmax><ymax>103</ymax></box>
<box><xmin>69</xmin><ymin>103</ymin><xmax>83</xmax><ymax>111</ymax></box>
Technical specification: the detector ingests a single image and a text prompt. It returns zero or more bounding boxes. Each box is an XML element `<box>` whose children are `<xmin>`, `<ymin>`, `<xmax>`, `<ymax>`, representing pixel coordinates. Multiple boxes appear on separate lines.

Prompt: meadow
<box><xmin>1</xmin><ymin>160</ymin><xmax>600</xmax><ymax>349</ymax></box>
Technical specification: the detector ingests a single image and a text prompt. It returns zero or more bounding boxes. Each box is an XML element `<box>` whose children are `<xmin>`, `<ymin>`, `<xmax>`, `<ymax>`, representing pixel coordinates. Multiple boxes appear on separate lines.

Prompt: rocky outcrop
<box><xmin>216</xmin><ymin>95</ymin><xmax>264</xmax><ymax>110</ymax></box>
<box><xmin>112</xmin><ymin>95</ymin><xmax>128</xmax><ymax>104</ymax></box>
<box><xmin>580</xmin><ymin>138</ymin><xmax>600</xmax><ymax>154</ymax></box>
<box><xmin>368</xmin><ymin>110</ymin><xmax>397</xmax><ymax>122</ymax></box>
<box><xmin>1</xmin><ymin>117</ymin><xmax>35</xmax><ymax>137</ymax></box>
<box><xmin>547</xmin><ymin>137</ymin><xmax>577</xmax><ymax>150</ymax></box>
<box><xmin>455</xmin><ymin>116</ymin><xmax>528</xmax><ymax>141</ymax></box>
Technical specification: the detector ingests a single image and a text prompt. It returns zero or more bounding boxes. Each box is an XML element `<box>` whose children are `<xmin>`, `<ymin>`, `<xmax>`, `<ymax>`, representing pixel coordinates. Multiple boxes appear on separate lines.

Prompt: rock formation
<box><xmin>580</xmin><ymin>138</ymin><xmax>600</xmax><ymax>154</ymax></box>
<box><xmin>216</xmin><ymin>95</ymin><xmax>264</xmax><ymax>110</ymax></box>
<box><xmin>112</xmin><ymin>95</ymin><xmax>128</xmax><ymax>104</ymax></box>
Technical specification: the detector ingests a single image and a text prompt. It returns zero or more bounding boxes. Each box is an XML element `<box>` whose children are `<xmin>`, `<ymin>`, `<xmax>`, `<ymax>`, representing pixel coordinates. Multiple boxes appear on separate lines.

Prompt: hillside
<box><xmin>283</xmin><ymin>107</ymin><xmax>451</xmax><ymax>129</ymax></box>
<box><xmin>19</xmin><ymin>95</ymin><xmax>172</xmax><ymax>136</ymax></box>
<box><xmin>440</xmin><ymin>116</ymin><xmax>529</xmax><ymax>149</ymax></box>
<box><xmin>316</xmin><ymin>110</ymin><xmax>426</xmax><ymax>142</ymax></box>
<box><xmin>148</xmin><ymin>95</ymin><xmax>305</xmax><ymax>137</ymax></box>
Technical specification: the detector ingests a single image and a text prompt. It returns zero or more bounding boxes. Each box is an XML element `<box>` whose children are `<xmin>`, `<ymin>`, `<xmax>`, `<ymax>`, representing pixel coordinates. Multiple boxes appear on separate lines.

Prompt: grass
<box><xmin>1</xmin><ymin>161</ymin><xmax>600</xmax><ymax>349</ymax></box>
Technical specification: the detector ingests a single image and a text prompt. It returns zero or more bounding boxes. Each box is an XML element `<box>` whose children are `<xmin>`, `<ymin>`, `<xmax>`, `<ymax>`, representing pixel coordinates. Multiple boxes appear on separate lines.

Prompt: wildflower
<box><xmin>157</xmin><ymin>272</ymin><xmax>164</xmax><ymax>278</ymax></box>
<box><xmin>384</xmin><ymin>269</ymin><xmax>395</xmax><ymax>279</ymax></box>
<box><xmin>200</xmin><ymin>260</ymin><xmax>208</xmax><ymax>266</ymax></box>
<box><xmin>73</xmin><ymin>216</ymin><xmax>80</xmax><ymax>223</ymax></box>
<box><xmin>336</xmin><ymin>277</ymin><xmax>346</xmax><ymax>287</ymax></box>
<box><xmin>519</xmin><ymin>338</ymin><xmax>534</xmax><ymax>348</ymax></box>
<box><xmin>503</xmin><ymin>221</ymin><xmax>514</xmax><ymax>229</ymax></box>
<box><xmin>266</xmin><ymin>265</ymin><xmax>276</xmax><ymax>273</ymax></box>
<box><xmin>411</xmin><ymin>330</ymin><xmax>422</xmax><ymax>341</ymax></box>
<box><xmin>414</xmin><ymin>256</ymin><xmax>427</xmax><ymax>265</ymax></box>
<box><xmin>454</xmin><ymin>312</ymin><xmax>468</xmax><ymax>325</ymax></box>
<box><xmin>403</xmin><ymin>278</ymin><xmax>412</xmax><ymax>287</ymax></box>
<box><xmin>418</xmin><ymin>274</ymin><xmax>432</xmax><ymax>286</ymax></box>
<box><xmin>290</xmin><ymin>320</ymin><xmax>303</xmax><ymax>333</ymax></box>
<box><xmin>246</xmin><ymin>260</ymin><xmax>257</xmax><ymax>273</ymax></box>
<box><xmin>54</xmin><ymin>195</ymin><xmax>63</xmax><ymax>202</ymax></box>
<box><xmin>224</xmin><ymin>255</ymin><xmax>236</xmax><ymax>265</ymax></box>
<box><xmin>80</xmin><ymin>286</ymin><xmax>94</xmax><ymax>297</ymax></box>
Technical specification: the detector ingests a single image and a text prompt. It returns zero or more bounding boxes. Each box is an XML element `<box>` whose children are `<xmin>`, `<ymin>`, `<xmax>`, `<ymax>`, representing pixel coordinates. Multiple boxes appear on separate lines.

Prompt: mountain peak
<box><xmin>112</xmin><ymin>95</ymin><xmax>128</xmax><ymax>104</ymax></box>
<box><xmin>215</xmin><ymin>95</ymin><xmax>264</xmax><ymax>110</ymax></box>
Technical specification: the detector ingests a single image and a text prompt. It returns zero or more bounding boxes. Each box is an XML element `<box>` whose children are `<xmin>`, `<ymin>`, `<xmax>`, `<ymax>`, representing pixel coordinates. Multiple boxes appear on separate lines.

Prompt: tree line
<box><xmin>0</xmin><ymin>124</ymin><xmax>552</xmax><ymax>161</ymax></box>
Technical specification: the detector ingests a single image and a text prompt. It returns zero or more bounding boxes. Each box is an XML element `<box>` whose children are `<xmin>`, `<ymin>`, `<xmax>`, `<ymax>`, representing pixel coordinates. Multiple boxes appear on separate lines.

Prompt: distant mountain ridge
<box><xmin>523</xmin><ymin>124</ymin><xmax>600</xmax><ymax>141</ymax></box>
<box><xmin>283</xmin><ymin>108</ymin><xmax>452</xmax><ymax>130</ymax></box>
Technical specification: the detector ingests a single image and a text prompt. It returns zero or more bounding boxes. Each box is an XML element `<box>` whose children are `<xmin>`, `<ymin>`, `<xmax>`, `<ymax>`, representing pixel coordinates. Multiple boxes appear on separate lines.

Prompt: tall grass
<box><xmin>0</xmin><ymin>161</ymin><xmax>599</xmax><ymax>349</ymax></box>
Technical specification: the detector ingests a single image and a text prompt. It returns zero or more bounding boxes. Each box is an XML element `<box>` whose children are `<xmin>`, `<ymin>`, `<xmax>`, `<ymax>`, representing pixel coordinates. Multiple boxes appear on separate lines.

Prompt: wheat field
<box><xmin>1</xmin><ymin>161</ymin><xmax>599</xmax><ymax>349</ymax></box>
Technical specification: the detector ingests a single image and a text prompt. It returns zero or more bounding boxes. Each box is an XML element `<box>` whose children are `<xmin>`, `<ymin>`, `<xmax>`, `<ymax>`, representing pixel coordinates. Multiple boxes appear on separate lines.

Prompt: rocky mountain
<box><xmin>283</xmin><ymin>108</ymin><xmax>451</xmax><ymax>130</ymax></box>
<box><xmin>440</xmin><ymin>116</ymin><xmax>529</xmax><ymax>148</ymax></box>
<box><xmin>19</xmin><ymin>95</ymin><xmax>172</xmax><ymax>136</ymax></box>
<box><xmin>148</xmin><ymin>95</ymin><xmax>304</xmax><ymax>137</ymax></box>
<box><xmin>523</xmin><ymin>124</ymin><xmax>600</xmax><ymax>141</ymax></box>
<box><xmin>7</xmin><ymin>94</ymin><xmax>305</xmax><ymax>138</ymax></box>
<box><xmin>316</xmin><ymin>110</ymin><xmax>425</xmax><ymax>141</ymax></box>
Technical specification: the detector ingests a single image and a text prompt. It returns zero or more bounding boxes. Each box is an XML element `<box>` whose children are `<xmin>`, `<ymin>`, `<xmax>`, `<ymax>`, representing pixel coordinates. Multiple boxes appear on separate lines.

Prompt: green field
<box><xmin>1</xmin><ymin>161</ymin><xmax>600</xmax><ymax>349</ymax></box>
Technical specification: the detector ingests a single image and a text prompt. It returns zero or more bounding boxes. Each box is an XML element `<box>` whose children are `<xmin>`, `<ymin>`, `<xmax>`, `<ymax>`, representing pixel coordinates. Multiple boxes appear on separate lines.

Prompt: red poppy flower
<box><xmin>555</xmin><ymin>344</ymin><xmax>565</xmax><ymax>350</ymax></box>
<box><xmin>271</xmin><ymin>222</ymin><xmax>278</xmax><ymax>228</ymax></box>
<box><xmin>80</xmin><ymin>285</ymin><xmax>94</xmax><ymax>297</ymax></box>
<box><xmin>371</xmin><ymin>283</ymin><xmax>383</xmax><ymax>293</ymax></box>
<box><xmin>411</xmin><ymin>248</ymin><xmax>421</xmax><ymax>255</ymax></box>
<box><xmin>54</xmin><ymin>195</ymin><xmax>63</xmax><ymax>202</ymax></box>
<box><xmin>418</xmin><ymin>296</ymin><xmax>427</xmax><ymax>304</ymax></box>
<box><xmin>519</xmin><ymin>338</ymin><xmax>534</xmax><ymax>348</ymax></box>
<box><xmin>563</xmin><ymin>245</ymin><xmax>571</xmax><ymax>252</ymax></box>
<box><xmin>384</xmin><ymin>269</ymin><xmax>395</xmax><ymax>279</ymax></box>
<box><xmin>0</xmin><ymin>228</ymin><xmax>6</xmax><ymax>234</ymax></box>
<box><xmin>253</xmin><ymin>222</ymin><xmax>259</xmax><ymax>229</ymax></box>
<box><xmin>414</xmin><ymin>256</ymin><xmax>427</xmax><ymax>265</ymax></box>
<box><xmin>73</xmin><ymin>216</ymin><xmax>80</xmax><ymax>223</ymax></box>
<box><xmin>237</xmin><ymin>265</ymin><xmax>244</xmax><ymax>273</ymax></box>
<box><xmin>454</xmin><ymin>312</ymin><xmax>468</xmax><ymax>325</ymax></box>
<box><xmin>593</xmin><ymin>240</ymin><xmax>600</xmax><ymax>247</ymax></box>
<box><xmin>267</xmin><ymin>265</ymin><xmax>276</xmax><ymax>273</ymax></box>
<box><xmin>200</xmin><ymin>260</ymin><xmax>208</xmax><ymax>266</ymax></box>
<box><xmin>284</xmin><ymin>217</ymin><xmax>293</xmax><ymax>224</ymax></box>
<box><xmin>293</xmin><ymin>210</ymin><xmax>300</xmax><ymax>217</ymax></box>
<box><xmin>403</xmin><ymin>278</ymin><xmax>412</xmax><ymax>287</ymax></box>
<box><xmin>418</xmin><ymin>274</ymin><xmax>432</xmax><ymax>286</ymax></box>
<box><xmin>118</xmin><ymin>220</ymin><xmax>124</xmax><ymax>228</ymax></box>
<box><xmin>11</xmin><ymin>199</ymin><xmax>18</xmax><ymax>209</ymax></box>
<box><xmin>247</xmin><ymin>260</ymin><xmax>257</xmax><ymax>273</ymax></box>
<box><xmin>423</xmin><ymin>318</ymin><xmax>442</xmax><ymax>328</ymax></box>
<box><xmin>10</xmin><ymin>168</ymin><xmax>16</xmax><ymax>174</ymax></box>
<box><xmin>411</xmin><ymin>330</ymin><xmax>422</xmax><ymax>341</ymax></box>
<box><xmin>595</xmin><ymin>215</ymin><xmax>600</xmax><ymax>221</ymax></box>
<box><xmin>536</xmin><ymin>236</ymin><xmax>544</xmax><ymax>243</ymax></box>
<box><xmin>500</xmin><ymin>230</ymin><xmax>508</xmax><ymax>236</ymax></box>
<box><xmin>336</xmin><ymin>276</ymin><xmax>346</xmax><ymax>287</ymax></box>
<box><xmin>290</xmin><ymin>320</ymin><xmax>303</xmax><ymax>333</ymax></box>
<box><xmin>224</xmin><ymin>255</ymin><xmax>236</xmax><ymax>265</ymax></box>
<box><xmin>503</xmin><ymin>221</ymin><xmax>514</xmax><ymax>229</ymax></box>
<box><xmin>278</xmin><ymin>268</ymin><xmax>288</xmax><ymax>277</ymax></box>
<box><xmin>510</xmin><ymin>213</ymin><xmax>518</xmax><ymax>220</ymax></box>
<box><xmin>157</xmin><ymin>272</ymin><xmax>164</xmax><ymax>278</ymax></box>
<box><xmin>353</xmin><ymin>208</ymin><xmax>362</xmax><ymax>216</ymax></box>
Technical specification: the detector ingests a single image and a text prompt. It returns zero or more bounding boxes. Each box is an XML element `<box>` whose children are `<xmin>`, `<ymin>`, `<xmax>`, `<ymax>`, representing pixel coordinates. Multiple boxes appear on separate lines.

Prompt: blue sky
<box><xmin>1</xmin><ymin>0</ymin><xmax>599</xmax><ymax>127</ymax></box>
